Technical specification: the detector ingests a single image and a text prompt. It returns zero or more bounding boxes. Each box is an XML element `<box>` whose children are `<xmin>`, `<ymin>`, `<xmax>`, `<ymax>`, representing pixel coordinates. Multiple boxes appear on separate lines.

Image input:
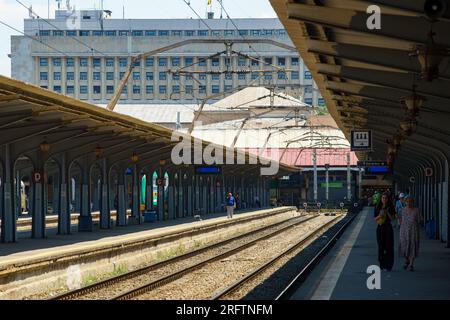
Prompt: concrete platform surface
<box><xmin>0</xmin><ymin>207</ymin><xmax>293</xmax><ymax>269</ymax></box>
<box><xmin>291</xmin><ymin>207</ymin><xmax>450</xmax><ymax>300</ymax></box>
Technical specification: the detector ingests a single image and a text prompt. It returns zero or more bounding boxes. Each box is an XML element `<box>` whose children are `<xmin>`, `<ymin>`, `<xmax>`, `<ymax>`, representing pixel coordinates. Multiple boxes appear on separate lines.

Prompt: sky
<box><xmin>0</xmin><ymin>0</ymin><xmax>278</xmax><ymax>77</ymax></box>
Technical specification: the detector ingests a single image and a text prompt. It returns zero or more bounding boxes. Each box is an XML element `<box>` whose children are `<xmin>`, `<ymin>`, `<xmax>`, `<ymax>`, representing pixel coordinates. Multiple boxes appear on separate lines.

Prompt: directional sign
<box><xmin>410</xmin><ymin>176</ymin><xmax>416</xmax><ymax>184</ymax></box>
<box><xmin>357</xmin><ymin>161</ymin><xmax>387</xmax><ymax>167</ymax></box>
<box><xmin>303</xmin><ymin>203</ymin><xmax>308</xmax><ymax>209</ymax></box>
<box><xmin>340</xmin><ymin>202</ymin><xmax>345</xmax><ymax>208</ymax></box>
<box><xmin>425</xmin><ymin>167</ymin><xmax>434</xmax><ymax>177</ymax></box>
<box><xmin>351</xmin><ymin>130</ymin><xmax>372</xmax><ymax>151</ymax></box>
<box><xmin>317</xmin><ymin>202</ymin><xmax>322</xmax><ymax>208</ymax></box>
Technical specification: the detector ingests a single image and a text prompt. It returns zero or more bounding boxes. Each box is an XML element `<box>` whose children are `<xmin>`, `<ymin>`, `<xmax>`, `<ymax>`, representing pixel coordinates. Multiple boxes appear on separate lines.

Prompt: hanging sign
<box><xmin>351</xmin><ymin>130</ymin><xmax>372</xmax><ymax>151</ymax></box>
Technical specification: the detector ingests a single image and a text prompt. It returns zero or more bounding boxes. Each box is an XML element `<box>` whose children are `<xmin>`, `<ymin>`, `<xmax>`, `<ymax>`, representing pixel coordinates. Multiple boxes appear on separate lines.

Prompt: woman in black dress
<box><xmin>374</xmin><ymin>193</ymin><xmax>396</xmax><ymax>271</ymax></box>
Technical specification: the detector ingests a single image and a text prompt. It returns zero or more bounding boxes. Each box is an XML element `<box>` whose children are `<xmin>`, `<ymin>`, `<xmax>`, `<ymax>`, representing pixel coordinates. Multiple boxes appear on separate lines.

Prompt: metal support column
<box><xmin>100</xmin><ymin>158</ymin><xmax>111</xmax><ymax>229</ymax></box>
<box><xmin>58</xmin><ymin>153</ymin><xmax>70</xmax><ymax>234</ymax></box>
<box><xmin>78</xmin><ymin>157</ymin><xmax>92</xmax><ymax>232</ymax></box>
<box><xmin>32</xmin><ymin>151</ymin><xmax>46</xmax><ymax>238</ymax></box>
<box><xmin>1</xmin><ymin>144</ymin><xmax>16</xmax><ymax>242</ymax></box>
<box><xmin>117</xmin><ymin>168</ymin><xmax>127</xmax><ymax>226</ymax></box>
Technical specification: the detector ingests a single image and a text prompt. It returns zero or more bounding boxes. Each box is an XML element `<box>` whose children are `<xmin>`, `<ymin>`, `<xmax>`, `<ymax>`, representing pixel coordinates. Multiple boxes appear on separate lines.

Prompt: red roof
<box><xmin>245</xmin><ymin>148</ymin><xmax>359</xmax><ymax>167</ymax></box>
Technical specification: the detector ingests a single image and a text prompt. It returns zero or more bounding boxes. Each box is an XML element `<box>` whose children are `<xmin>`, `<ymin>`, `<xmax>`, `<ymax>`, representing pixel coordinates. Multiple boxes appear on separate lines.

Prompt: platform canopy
<box><xmin>270</xmin><ymin>0</ymin><xmax>450</xmax><ymax>183</ymax></box>
<box><xmin>0</xmin><ymin>75</ymin><xmax>297</xmax><ymax>176</ymax></box>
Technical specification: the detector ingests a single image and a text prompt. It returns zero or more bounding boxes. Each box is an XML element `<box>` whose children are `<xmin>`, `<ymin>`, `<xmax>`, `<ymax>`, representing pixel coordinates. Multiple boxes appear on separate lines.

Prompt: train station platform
<box><xmin>291</xmin><ymin>207</ymin><xmax>450</xmax><ymax>300</ymax></box>
<box><xmin>0</xmin><ymin>206</ymin><xmax>297</xmax><ymax>299</ymax></box>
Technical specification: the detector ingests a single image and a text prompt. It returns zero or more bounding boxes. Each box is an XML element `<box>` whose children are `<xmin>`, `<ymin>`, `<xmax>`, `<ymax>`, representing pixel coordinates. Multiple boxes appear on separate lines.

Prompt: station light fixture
<box><xmin>401</xmin><ymin>85</ymin><xmax>426</xmax><ymax>116</ymax></box>
<box><xmin>410</xmin><ymin>30</ymin><xmax>449</xmax><ymax>82</ymax></box>
<box><xmin>131</xmin><ymin>152</ymin><xmax>139</xmax><ymax>163</ymax></box>
<box><xmin>400</xmin><ymin>118</ymin><xmax>418</xmax><ymax>136</ymax></box>
<box><xmin>95</xmin><ymin>145</ymin><xmax>102</xmax><ymax>159</ymax></box>
<box><xmin>159</xmin><ymin>159</ymin><xmax>167</xmax><ymax>166</ymax></box>
<box><xmin>40</xmin><ymin>140</ymin><xmax>50</xmax><ymax>154</ymax></box>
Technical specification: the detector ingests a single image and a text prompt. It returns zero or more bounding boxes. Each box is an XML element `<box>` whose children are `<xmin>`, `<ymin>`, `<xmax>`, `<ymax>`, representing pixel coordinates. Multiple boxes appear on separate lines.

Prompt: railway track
<box><xmin>211</xmin><ymin>213</ymin><xmax>356</xmax><ymax>300</ymax></box>
<box><xmin>209</xmin><ymin>216</ymin><xmax>341</xmax><ymax>300</ymax></box>
<box><xmin>52</xmin><ymin>211</ymin><xmax>314</xmax><ymax>300</ymax></box>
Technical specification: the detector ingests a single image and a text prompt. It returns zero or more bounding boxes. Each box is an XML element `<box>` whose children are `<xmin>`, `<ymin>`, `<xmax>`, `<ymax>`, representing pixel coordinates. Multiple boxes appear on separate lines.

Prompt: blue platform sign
<box><xmin>196</xmin><ymin>166</ymin><xmax>222</xmax><ymax>174</ymax></box>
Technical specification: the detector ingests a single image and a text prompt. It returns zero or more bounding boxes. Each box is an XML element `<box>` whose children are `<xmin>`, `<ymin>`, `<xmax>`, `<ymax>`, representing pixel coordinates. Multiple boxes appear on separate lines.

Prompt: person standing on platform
<box><xmin>374</xmin><ymin>193</ymin><xmax>396</xmax><ymax>271</ymax></box>
<box><xmin>399</xmin><ymin>197</ymin><xmax>421</xmax><ymax>271</ymax></box>
<box><xmin>394</xmin><ymin>193</ymin><xmax>406</xmax><ymax>229</ymax></box>
<box><xmin>372</xmin><ymin>191</ymin><xmax>381</xmax><ymax>207</ymax></box>
<box><xmin>226</xmin><ymin>192</ymin><xmax>236</xmax><ymax>219</ymax></box>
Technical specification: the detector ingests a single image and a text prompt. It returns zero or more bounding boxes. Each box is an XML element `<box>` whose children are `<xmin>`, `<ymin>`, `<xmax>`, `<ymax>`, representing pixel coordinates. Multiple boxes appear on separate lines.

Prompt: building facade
<box><xmin>11</xmin><ymin>9</ymin><xmax>323</xmax><ymax>105</ymax></box>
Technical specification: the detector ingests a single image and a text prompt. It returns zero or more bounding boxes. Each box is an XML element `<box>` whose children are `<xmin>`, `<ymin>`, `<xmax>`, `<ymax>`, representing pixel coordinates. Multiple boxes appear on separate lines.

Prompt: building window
<box><xmin>304</xmin><ymin>98</ymin><xmax>313</xmax><ymax>105</ymax></box>
<box><xmin>119</xmin><ymin>30</ymin><xmax>128</xmax><ymax>36</ymax></box>
<box><xmin>80</xmin><ymin>58</ymin><xmax>88</xmax><ymax>67</ymax></box>
<box><xmin>212</xmin><ymin>58</ymin><xmax>220</xmax><ymax>67</ymax></box>
<box><xmin>53</xmin><ymin>58</ymin><xmax>61</xmax><ymax>67</ymax></box>
<box><xmin>119</xmin><ymin>58</ymin><xmax>128</xmax><ymax>67</ymax></box>
<box><xmin>279</xmin><ymin>29</ymin><xmax>287</xmax><ymax>36</ymax></box>
<box><xmin>146</xmin><ymin>85</ymin><xmax>154</xmax><ymax>94</ymax></box>
<box><xmin>93</xmin><ymin>86</ymin><xmax>101</xmax><ymax>94</ymax></box>
<box><xmin>53</xmin><ymin>72</ymin><xmax>61</xmax><ymax>81</ymax></box>
<box><xmin>133</xmin><ymin>60</ymin><xmax>141</xmax><ymax>67</ymax></box>
<box><xmin>41</xmin><ymin>85</ymin><xmax>48</xmax><ymax>89</ymax></box>
<box><xmin>251</xmin><ymin>58</ymin><xmax>259</xmax><ymax>66</ymax></box>
<box><xmin>159</xmin><ymin>58</ymin><xmax>167</xmax><ymax>67</ymax></box>
<box><xmin>277</xmin><ymin>72</ymin><xmax>286</xmax><ymax>80</ymax></box>
<box><xmin>278</xmin><ymin>57</ymin><xmax>286</xmax><ymax>66</ymax></box>
<box><xmin>291</xmin><ymin>57</ymin><xmax>299</xmax><ymax>66</ymax></box>
<box><xmin>92</xmin><ymin>30</ymin><xmax>103</xmax><ymax>36</ymax></box>
<box><xmin>93</xmin><ymin>58</ymin><xmax>101</xmax><ymax>67</ymax></box>
<box><xmin>171</xmin><ymin>57</ymin><xmax>180</xmax><ymax>67</ymax></box>
<box><xmin>212</xmin><ymin>30</ymin><xmax>221</xmax><ymax>37</ymax></box>
<box><xmin>185</xmin><ymin>57</ymin><xmax>193</xmax><ymax>65</ymax></box>
<box><xmin>185</xmin><ymin>73</ymin><xmax>193</xmax><ymax>80</ymax></box>
<box><xmin>93</xmin><ymin>72</ymin><xmax>101</xmax><ymax>81</ymax></box>
<box><xmin>66</xmin><ymin>30</ymin><xmax>76</xmax><ymax>36</ymax></box>
<box><xmin>80</xmin><ymin>72</ymin><xmax>88</xmax><ymax>81</ymax></box>
<box><xmin>212</xmin><ymin>85</ymin><xmax>220</xmax><ymax>94</ymax></box>
<box><xmin>225</xmin><ymin>85</ymin><xmax>233</xmax><ymax>92</ymax></box>
<box><xmin>107</xmin><ymin>86</ymin><xmax>114</xmax><ymax>94</ymax></box>
<box><xmin>185</xmin><ymin>85</ymin><xmax>193</xmax><ymax>94</ymax></box>
<box><xmin>106</xmin><ymin>72</ymin><xmax>114</xmax><ymax>81</ymax></box>
<box><xmin>132</xmin><ymin>30</ymin><xmax>143</xmax><ymax>37</ymax></box>
<box><xmin>159</xmin><ymin>85</ymin><xmax>167</xmax><ymax>94</ymax></box>
<box><xmin>79</xmin><ymin>30</ymin><xmax>90</xmax><ymax>36</ymax></box>
<box><xmin>172</xmin><ymin>73</ymin><xmax>180</xmax><ymax>81</ymax></box>
<box><xmin>133</xmin><ymin>85</ymin><xmax>141</xmax><ymax>94</ymax></box>
<box><xmin>305</xmin><ymin>86</ymin><xmax>313</xmax><ymax>93</ymax></box>
<box><xmin>159</xmin><ymin>72</ymin><xmax>167</xmax><ymax>80</ymax></box>
<box><xmin>318</xmin><ymin>98</ymin><xmax>325</xmax><ymax>106</ymax></box>
<box><xmin>265</xmin><ymin>30</ymin><xmax>274</xmax><ymax>36</ymax></box>
<box><xmin>264</xmin><ymin>57</ymin><xmax>273</xmax><ymax>65</ymax></box>
<box><xmin>172</xmin><ymin>30</ymin><xmax>182</xmax><ymax>36</ymax></box>
<box><xmin>304</xmin><ymin>71</ymin><xmax>313</xmax><ymax>80</ymax></box>
<box><xmin>66</xmin><ymin>86</ymin><xmax>74</xmax><ymax>94</ymax></box>
<box><xmin>238</xmin><ymin>73</ymin><xmax>246</xmax><ymax>80</ymax></box>
<box><xmin>199</xmin><ymin>73</ymin><xmax>207</xmax><ymax>81</ymax></box>
<box><xmin>199</xmin><ymin>85</ymin><xmax>206</xmax><ymax>94</ymax></box>
<box><xmin>146</xmin><ymin>72</ymin><xmax>154</xmax><ymax>80</ymax></box>
<box><xmin>185</xmin><ymin>30</ymin><xmax>195</xmax><ymax>37</ymax></box>
<box><xmin>225</xmin><ymin>73</ymin><xmax>232</xmax><ymax>80</ymax></box>
<box><xmin>250</xmin><ymin>30</ymin><xmax>260</xmax><ymax>36</ymax></box>
<box><xmin>198</xmin><ymin>58</ymin><xmax>207</xmax><ymax>67</ymax></box>
<box><xmin>291</xmin><ymin>71</ymin><xmax>299</xmax><ymax>80</ymax></box>
<box><xmin>66</xmin><ymin>58</ymin><xmax>74</xmax><ymax>67</ymax></box>
<box><xmin>239</xmin><ymin>30</ymin><xmax>248</xmax><ymax>36</ymax></box>
<box><xmin>105</xmin><ymin>31</ymin><xmax>116</xmax><ymax>36</ymax></box>
<box><xmin>67</xmin><ymin>72</ymin><xmax>75</xmax><ymax>81</ymax></box>
<box><xmin>224</xmin><ymin>30</ymin><xmax>234</xmax><ymax>36</ymax></box>
<box><xmin>53</xmin><ymin>85</ymin><xmax>61</xmax><ymax>93</ymax></box>
<box><xmin>39</xmin><ymin>30</ymin><xmax>50</xmax><ymax>36</ymax></box>
<box><xmin>121</xmin><ymin>85</ymin><xmax>128</xmax><ymax>94</ymax></box>
<box><xmin>146</xmin><ymin>58</ymin><xmax>154</xmax><ymax>67</ymax></box>
<box><xmin>238</xmin><ymin>57</ymin><xmax>247</xmax><ymax>67</ymax></box>
<box><xmin>158</xmin><ymin>30</ymin><xmax>169</xmax><ymax>36</ymax></box>
<box><xmin>106</xmin><ymin>58</ymin><xmax>114</xmax><ymax>67</ymax></box>
<box><xmin>40</xmin><ymin>72</ymin><xmax>48</xmax><ymax>81</ymax></box>
<box><xmin>172</xmin><ymin>85</ymin><xmax>180</xmax><ymax>94</ymax></box>
<box><xmin>120</xmin><ymin>72</ymin><xmax>125</xmax><ymax>79</ymax></box>
<box><xmin>80</xmin><ymin>85</ymin><xmax>88</xmax><ymax>94</ymax></box>
<box><xmin>39</xmin><ymin>58</ymin><xmax>48</xmax><ymax>67</ymax></box>
<box><xmin>264</xmin><ymin>72</ymin><xmax>272</xmax><ymax>80</ymax></box>
<box><xmin>133</xmin><ymin>72</ymin><xmax>141</xmax><ymax>80</ymax></box>
<box><xmin>211</xmin><ymin>74</ymin><xmax>219</xmax><ymax>81</ymax></box>
<box><xmin>198</xmin><ymin>30</ymin><xmax>209</xmax><ymax>36</ymax></box>
<box><xmin>251</xmin><ymin>72</ymin><xmax>259</xmax><ymax>80</ymax></box>
<box><xmin>145</xmin><ymin>30</ymin><xmax>157</xmax><ymax>36</ymax></box>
